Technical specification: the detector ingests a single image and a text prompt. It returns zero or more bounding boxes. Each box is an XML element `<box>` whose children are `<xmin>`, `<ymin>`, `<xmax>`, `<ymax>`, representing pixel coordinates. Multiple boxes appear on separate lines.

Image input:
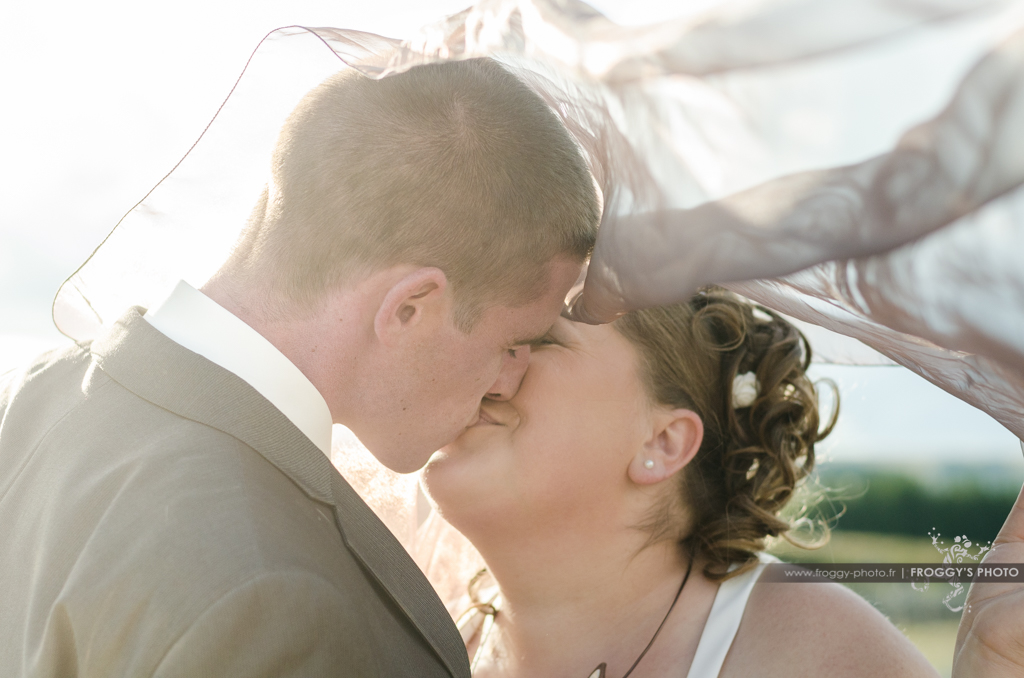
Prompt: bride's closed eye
<box><xmin>530</xmin><ymin>333</ymin><xmax>563</xmax><ymax>348</ymax></box>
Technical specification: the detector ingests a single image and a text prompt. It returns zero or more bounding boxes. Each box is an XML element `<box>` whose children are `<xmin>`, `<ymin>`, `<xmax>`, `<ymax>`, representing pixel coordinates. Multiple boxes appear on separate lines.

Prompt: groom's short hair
<box><xmin>237</xmin><ymin>58</ymin><xmax>599</xmax><ymax>328</ymax></box>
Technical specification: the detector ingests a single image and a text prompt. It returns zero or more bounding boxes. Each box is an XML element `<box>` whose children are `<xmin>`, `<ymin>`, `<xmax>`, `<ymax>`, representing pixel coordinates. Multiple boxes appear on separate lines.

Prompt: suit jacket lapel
<box><xmin>329</xmin><ymin>474</ymin><xmax>471</xmax><ymax>676</ymax></box>
<box><xmin>92</xmin><ymin>308</ymin><xmax>471</xmax><ymax>678</ymax></box>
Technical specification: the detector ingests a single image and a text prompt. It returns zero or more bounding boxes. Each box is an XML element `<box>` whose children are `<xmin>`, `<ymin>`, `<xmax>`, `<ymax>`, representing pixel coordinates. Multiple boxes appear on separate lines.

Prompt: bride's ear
<box><xmin>628</xmin><ymin>408</ymin><xmax>703</xmax><ymax>485</ymax></box>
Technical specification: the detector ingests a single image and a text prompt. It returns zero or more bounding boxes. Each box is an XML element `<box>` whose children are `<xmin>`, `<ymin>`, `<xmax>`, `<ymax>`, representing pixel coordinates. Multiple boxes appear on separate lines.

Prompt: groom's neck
<box><xmin>200</xmin><ymin>273</ymin><xmax>364</xmax><ymax>425</ymax></box>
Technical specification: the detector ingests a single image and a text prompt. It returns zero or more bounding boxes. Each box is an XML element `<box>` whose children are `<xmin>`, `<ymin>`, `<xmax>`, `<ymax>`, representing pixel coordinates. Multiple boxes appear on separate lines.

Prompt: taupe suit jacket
<box><xmin>0</xmin><ymin>308</ymin><xmax>471</xmax><ymax>678</ymax></box>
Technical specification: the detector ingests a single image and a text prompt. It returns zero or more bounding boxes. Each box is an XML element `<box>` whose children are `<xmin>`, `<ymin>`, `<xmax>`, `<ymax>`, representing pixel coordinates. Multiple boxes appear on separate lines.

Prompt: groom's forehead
<box><xmin>478</xmin><ymin>259</ymin><xmax>582</xmax><ymax>342</ymax></box>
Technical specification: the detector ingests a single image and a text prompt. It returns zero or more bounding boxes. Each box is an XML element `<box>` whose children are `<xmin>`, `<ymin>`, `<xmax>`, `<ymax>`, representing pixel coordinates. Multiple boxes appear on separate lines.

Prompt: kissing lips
<box><xmin>468</xmin><ymin>405</ymin><xmax>503</xmax><ymax>428</ymax></box>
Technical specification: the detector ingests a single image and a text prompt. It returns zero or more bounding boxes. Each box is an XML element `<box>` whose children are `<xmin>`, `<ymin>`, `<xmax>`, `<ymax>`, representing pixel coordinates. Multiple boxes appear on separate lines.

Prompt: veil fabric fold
<box><xmin>52</xmin><ymin>0</ymin><xmax>1024</xmax><ymax>576</ymax></box>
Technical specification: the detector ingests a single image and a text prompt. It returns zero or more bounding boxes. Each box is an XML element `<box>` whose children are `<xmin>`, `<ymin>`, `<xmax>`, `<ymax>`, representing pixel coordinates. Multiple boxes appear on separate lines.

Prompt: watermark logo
<box><xmin>921</xmin><ymin>530</ymin><xmax>991</xmax><ymax>611</ymax></box>
<box><xmin>762</xmin><ymin>563</ymin><xmax>1023</xmax><ymax>584</ymax></box>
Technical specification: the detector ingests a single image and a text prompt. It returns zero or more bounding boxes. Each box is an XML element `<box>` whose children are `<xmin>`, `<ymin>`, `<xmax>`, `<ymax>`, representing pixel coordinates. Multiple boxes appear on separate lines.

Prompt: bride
<box><xmin>420</xmin><ymin>288</ymin><xmax>937</xmax><ymax>677</ymax></box>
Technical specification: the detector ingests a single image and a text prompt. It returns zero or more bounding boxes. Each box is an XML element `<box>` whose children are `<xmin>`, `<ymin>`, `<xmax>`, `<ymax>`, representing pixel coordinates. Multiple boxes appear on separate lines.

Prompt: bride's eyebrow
<box><xmin>505</xmin><ymin>331</ymin><xmax>548</xmax><ymax>348</ymax></box>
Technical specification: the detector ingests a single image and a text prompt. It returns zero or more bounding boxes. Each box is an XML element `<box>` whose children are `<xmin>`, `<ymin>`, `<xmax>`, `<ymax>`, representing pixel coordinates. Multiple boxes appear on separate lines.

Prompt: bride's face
<box><xmin>421</xmin><ymin>316</ymin><xmax>655</xmax><ymax>539</ymax></box>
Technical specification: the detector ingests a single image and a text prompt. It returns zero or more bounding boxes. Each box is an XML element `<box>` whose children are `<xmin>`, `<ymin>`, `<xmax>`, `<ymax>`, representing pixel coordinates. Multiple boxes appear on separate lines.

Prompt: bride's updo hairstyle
<box><xmin>615</xmin><ymin>287</ymin><xmax>836</xmax><ymax>580</ymax></box>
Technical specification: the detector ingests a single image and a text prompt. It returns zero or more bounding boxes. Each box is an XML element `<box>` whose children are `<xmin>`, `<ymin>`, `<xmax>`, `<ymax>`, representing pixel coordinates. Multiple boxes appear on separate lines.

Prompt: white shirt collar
<box><xmin>143</xmin><ymin>280</ymin><xmax>333</xmax><ymax>456</ymax></box>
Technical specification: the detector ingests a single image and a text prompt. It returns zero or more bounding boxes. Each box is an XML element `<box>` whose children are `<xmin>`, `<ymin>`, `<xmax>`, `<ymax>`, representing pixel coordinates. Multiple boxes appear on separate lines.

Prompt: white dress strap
<box><xmin>684</xmin><ymin>554</ymin><xmax>778</xmax><ymax>678</ymax></box>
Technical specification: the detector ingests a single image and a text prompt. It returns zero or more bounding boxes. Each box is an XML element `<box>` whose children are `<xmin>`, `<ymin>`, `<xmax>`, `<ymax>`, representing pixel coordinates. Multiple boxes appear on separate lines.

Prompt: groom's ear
<box><xmin>373</xmin><ymin>267</ymin><xmax>449</xmax><ymax>343</ymax></box>
<box><xmin>628</xmin><ymin>408</ymin><xmax>704</xmax><ymax>485</ymax></box>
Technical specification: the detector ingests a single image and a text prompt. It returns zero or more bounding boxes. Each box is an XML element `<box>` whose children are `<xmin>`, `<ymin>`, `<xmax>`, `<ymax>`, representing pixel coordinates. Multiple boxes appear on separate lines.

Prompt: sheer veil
<box><xmin>51</xmin><ymin>0</ymin><xmax>1024</xmax><ymax>613</ymax></box>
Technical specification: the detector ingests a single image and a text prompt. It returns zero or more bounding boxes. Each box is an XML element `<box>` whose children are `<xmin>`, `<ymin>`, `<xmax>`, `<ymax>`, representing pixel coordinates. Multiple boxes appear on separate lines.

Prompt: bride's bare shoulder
<box><xmin>719</xmin><ymin>574</ymin><xmax>940</xmax><ymax>678</ymax></box>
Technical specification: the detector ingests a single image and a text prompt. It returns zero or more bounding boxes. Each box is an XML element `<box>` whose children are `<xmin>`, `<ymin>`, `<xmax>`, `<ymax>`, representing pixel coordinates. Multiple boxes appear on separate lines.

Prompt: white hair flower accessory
<box><xmin>732</xmin><ymin>371</ymin><xmax>759</xmax><ymax>408</ymax></box>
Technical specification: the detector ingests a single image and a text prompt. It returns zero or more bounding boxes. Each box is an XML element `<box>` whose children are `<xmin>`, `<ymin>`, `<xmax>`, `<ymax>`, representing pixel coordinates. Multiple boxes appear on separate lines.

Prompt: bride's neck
<box><xmin>470</xmin><ymin>527</ymin><xmax>691</xmax><ymax>678</ymax></box>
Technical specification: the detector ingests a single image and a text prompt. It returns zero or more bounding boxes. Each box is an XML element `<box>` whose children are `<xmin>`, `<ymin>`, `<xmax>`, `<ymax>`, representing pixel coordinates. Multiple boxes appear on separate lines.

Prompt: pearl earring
<box><xmin>643</xmin><ymin>459</ymin><xmax>655</xmax><ymax>469</ymax></box>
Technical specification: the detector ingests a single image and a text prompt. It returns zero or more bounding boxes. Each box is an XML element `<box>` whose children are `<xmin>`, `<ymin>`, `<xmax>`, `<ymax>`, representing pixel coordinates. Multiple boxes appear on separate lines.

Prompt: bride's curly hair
<box><xmin>615</xmin><ymin>287</ymin><xmax>837</xmax><ymax>581</ymax></box>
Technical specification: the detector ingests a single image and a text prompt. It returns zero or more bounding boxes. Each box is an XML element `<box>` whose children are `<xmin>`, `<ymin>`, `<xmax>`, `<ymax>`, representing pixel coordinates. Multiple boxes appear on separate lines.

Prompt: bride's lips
<box><xmin>468</xmin><ymin>405</ymin><xmax>503</xmax><ymax>428</ymax></box>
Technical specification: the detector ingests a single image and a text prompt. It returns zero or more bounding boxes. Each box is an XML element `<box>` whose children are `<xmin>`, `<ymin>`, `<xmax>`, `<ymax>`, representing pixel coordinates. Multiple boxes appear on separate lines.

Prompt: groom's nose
<box><xmin>485</xmin><ymin>345</ymin><xmax>531</xmax><ymax>401</ymax></box>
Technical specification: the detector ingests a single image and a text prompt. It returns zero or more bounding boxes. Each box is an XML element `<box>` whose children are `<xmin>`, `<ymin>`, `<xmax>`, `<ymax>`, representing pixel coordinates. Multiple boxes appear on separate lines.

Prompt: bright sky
<box><xmin>1</xmin><ymin>0</ymin><xmax>1021</xmax><ymax>465</ymax></box>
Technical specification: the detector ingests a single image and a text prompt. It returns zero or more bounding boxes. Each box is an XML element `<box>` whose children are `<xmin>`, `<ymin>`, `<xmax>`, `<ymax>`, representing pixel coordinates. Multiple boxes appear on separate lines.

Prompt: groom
<box><xmin>0</xmin><ymin>59</ymin><xmax>597</xmax><ymax>677</ymax></box>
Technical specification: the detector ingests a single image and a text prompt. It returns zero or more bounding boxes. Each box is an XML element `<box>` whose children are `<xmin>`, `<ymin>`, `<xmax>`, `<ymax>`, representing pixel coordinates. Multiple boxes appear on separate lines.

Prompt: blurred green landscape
<box><xmin>770</xmin><ymin>462</ymin><xmax>1023</xmax><ymax>677</ymax></box>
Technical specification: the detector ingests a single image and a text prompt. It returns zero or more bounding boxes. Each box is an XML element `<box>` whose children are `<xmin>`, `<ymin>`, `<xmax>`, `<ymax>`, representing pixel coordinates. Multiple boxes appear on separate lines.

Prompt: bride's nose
<box><xmin>486</xmin><ymin>345</ymin><xmax>531</xmax><ymax>401</ymax></box>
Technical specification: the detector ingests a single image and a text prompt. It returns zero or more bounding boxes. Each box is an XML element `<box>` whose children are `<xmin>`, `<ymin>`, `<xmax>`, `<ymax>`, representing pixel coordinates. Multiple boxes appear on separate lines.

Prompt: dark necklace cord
<box><xmin>591</xmin><ymin>556</ymin><xmax>694</xmax><ymax>678</ymax></box>
<box><xmin>463</xmin><ymin>557</ymin><xmax>694</xmax><ymax>678</ymax></box>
